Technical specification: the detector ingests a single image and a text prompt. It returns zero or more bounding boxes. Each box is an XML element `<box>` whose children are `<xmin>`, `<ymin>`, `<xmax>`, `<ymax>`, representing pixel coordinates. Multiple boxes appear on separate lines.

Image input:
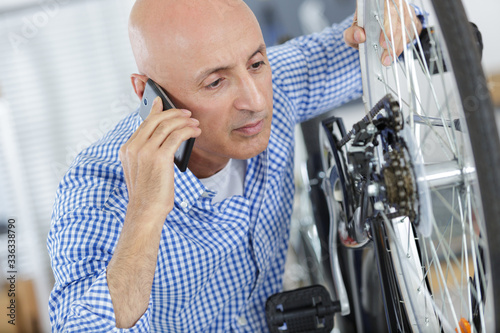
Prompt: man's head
<box><xmin>129</xmin><ymin>0</ymin><xmax>273</xmax><ymax>176</ymax></box>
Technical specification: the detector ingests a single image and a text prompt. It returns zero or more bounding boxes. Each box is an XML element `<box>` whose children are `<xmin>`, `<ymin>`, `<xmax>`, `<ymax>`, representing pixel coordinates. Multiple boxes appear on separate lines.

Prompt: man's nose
<box><xmin>234</xmin><ymin>73</ymin><xmax>266</xmax><ymax>113</ymax></box>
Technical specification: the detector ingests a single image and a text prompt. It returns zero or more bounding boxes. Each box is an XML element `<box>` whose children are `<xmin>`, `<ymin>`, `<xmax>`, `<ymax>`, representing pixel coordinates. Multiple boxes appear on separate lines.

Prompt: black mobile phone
<box><xmin>139</xmin><ymin>79</ymin><xmax>195</xmax><ymax>172</ymax></box>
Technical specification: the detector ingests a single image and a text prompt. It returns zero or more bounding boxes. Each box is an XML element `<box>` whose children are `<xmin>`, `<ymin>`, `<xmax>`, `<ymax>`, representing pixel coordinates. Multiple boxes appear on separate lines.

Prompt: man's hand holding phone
<box><xmin>119</xmin><ymin>96</ymin><xmax>201</xmax><ymax>222</ymax></box>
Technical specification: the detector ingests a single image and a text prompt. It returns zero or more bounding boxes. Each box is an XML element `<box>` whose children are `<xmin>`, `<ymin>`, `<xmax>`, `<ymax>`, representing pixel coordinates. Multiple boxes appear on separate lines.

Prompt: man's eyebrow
<box><xmin>250</xmin><ymin>44</ymin><xmax>267</xmax><ymax>61</ymax></box>
<box><xmin>196</xmin><ymin>44</ymin><xmax>267</xmax><ymax>85</ymax></box>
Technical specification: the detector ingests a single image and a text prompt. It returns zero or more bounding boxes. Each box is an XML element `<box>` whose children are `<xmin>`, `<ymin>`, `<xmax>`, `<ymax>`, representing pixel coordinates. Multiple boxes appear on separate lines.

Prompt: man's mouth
<box><xmin>234</xmin><ymin>119</ymin><xmax>264</xmax><ymax>136</ymax></box>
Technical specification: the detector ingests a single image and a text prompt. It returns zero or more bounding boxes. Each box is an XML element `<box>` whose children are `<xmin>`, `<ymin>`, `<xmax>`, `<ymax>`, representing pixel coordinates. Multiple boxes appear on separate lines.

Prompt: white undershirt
<box><xmin>199</xmin><ymin>159</ymin><xmax>247</xmax><ymax>203</ymax></box>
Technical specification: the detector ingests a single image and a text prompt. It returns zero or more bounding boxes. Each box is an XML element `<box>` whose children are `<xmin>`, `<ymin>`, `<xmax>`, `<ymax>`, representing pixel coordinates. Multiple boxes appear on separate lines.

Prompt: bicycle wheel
<box><xmin>354</xmin><ymin>0</ymin><xmax>500</xmax><ymax>331</ymax></box>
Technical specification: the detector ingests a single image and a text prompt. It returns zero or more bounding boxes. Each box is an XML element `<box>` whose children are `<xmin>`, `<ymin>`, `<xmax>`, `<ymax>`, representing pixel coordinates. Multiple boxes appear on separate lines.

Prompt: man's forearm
<box><xmin>107</xmin><ymin>206</ymin><xmax>165</xmax><ymax>328</ymax></box>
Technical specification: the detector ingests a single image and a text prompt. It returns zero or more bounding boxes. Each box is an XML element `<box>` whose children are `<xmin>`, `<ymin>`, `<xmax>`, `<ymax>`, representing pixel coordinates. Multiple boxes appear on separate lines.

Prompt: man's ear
<box><xmin>130</xmin><ymin>74</ymin><xmax>149</xmax><ymax>99</ymax></box>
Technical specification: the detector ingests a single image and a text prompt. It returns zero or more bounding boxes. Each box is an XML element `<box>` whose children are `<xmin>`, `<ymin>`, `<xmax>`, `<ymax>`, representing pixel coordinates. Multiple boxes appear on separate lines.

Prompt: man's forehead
<box><xmin>130</xmin><ymin>0</ymin><xmax>263</xmax><ymax>79</ymax></box>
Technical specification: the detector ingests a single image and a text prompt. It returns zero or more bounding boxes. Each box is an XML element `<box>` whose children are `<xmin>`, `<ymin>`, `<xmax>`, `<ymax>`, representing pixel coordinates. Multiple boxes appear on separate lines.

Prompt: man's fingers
<box><xmin>125</xmin><ymin>112</ymin><xmax>199</xmax><ymax>158</ymax></box>
<box><xmin>120</xmin><ymin>116</ymin><xmax>200</xmax><ymax>173</ymax></box>
<box><xmin>344</xmin><ymin>25</ymin><xmax>366</xmax><ymax>49</ymax></box>
<box><xmin>378</xmin><ymin>0</ymin><xmax>422</xmax><ymax>67</ymax></box>
<box><xmin>380</xmin><ymin>29</ymin><xmax>405</xmax><ymax>66</ymax></box>
<box><xmin>348</xmin><ymin>0</ymin><xmax>422</xmax><ymax>67</ymax></box>
<box><xmin>148</xmin><ymin>117</ymin><xmax>199</xmax><ymax>148</ymax></box>
<box><xmin>126</xmin><ymin>96</ymin><xmax>164</xmax><ymax>142</ymax></box>
<box><xmin>127</xmin><ymin>108</ymin><xmax>192</xmax><ymax>148</ymax></box>
<box><xmin>380</xmin><ymin>49</ymin><xmax>392</xmax><ymax>67</ymax></box>
<box><xmin>150</xmin><ymin>96</ymin><xmax>164</xmax><ymax>114</ymax></box>
<box><xmin>159</xmin><ymin>125</ymin><xmax>201</xmax><ymax>158</ymax></box>
<box><xmin>380</xmin><ymin>38</ymin><xmax>406</xmax><ymax>67</ymax></box>
<box><xmin>354</xmin><ymin>28</ymin><xmax>366</xmax><ymax>44</ymax></box>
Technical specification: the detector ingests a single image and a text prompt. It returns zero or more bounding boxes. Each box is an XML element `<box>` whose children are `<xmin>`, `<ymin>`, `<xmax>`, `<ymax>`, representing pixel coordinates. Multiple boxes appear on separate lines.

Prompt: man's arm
<box><xmin>107</xmin><ymin>96</ymin><xmax>200</xmax><ymax>328</ymax></box>
<box><xmin>268</xmin><ymin>15</ymin><xmax>363</xmax><ymax>124</ymax></box>
<box><xmin>48</xmin><ymin>96</ymin><xmax>201</xmax><ymax>331</ymax></box>
<box><xmin>48</xmin><ymin>206</ymin><xmax>153</xmax><ymax>332</ymax></box>
<box><xmin>105</xmin><ymin>204</ymin><xmax>165</xmax><ymax>328</ymax></box>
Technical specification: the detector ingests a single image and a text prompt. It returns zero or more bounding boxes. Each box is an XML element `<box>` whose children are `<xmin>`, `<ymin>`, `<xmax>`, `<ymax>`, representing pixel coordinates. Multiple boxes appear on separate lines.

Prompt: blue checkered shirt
<box><xmin>47</xmin><ymin>16</ymin><xmax>361</xmax><ymax>332</ymax></box>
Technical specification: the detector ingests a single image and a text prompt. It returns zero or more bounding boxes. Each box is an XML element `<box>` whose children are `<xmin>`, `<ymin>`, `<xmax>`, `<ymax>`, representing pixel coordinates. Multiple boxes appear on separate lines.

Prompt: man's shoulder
<box><xmin>52</xmin><ymin>112</ymin><xmax>138</xmax><ymax>218</ymax></box>
<box><xmin>70</xmin><ymin>111</ymin><xmax>137</xmax><ymax>174</ymax></box>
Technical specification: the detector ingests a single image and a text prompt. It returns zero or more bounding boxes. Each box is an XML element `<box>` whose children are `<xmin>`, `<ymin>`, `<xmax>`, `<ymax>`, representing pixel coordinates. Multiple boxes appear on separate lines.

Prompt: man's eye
<box><xmin>251</xmin><ymin>61</ymin><xmax>265</xmax><ymax>69</ymax></box>
<box><xmin>207</xmin><ymin>78</ymin><xmax>222</xmax><ymax>89</ymax></box>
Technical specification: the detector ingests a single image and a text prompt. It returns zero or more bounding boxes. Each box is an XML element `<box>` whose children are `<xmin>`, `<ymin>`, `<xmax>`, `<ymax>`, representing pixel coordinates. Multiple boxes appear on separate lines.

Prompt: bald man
<box><xmin>47</xmin><ymin>0</ymin><xmax>421</xmax><ymax>331</ymax></box>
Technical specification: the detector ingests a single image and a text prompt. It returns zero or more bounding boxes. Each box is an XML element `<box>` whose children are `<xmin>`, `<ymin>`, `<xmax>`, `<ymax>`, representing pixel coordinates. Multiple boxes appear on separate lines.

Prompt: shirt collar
<box><xmin>173</xmin><ymin>166</ymin><xmax>207</xmax><ymax>213</ymax></box>
<box><xmin>173</xmin><ymin>148</ymin><xmax>269</xmax><ymax>213</ymax></box>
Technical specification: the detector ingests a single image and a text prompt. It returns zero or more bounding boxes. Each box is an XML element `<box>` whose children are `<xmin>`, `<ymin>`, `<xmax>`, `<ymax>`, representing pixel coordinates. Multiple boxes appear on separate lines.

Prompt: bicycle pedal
<box><xmin>265</xmin><ymin>285</ymin><xmax>340</xmax><ymax>333</ymax></box>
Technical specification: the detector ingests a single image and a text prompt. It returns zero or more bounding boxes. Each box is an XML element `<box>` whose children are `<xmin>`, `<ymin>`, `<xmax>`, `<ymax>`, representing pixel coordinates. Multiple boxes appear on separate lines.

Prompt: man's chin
<box><xmin>231</xmin><ymin>130</ymin><xmax>270</xmax><ymax>160</ymax></box>
<box><xmin>234</xmin><ymin>146</ymin><xmax>267</xmax><ymax>160</ymax></box>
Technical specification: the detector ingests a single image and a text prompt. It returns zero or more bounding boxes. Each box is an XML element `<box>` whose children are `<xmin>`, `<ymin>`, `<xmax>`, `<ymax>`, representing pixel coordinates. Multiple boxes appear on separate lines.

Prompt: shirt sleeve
<box><xmin>267</xmin><ymin>15</ymin><xmax>363</xmax><ymax>124</ymax></box>
<box><xmin>47</xmin><ymin>206</ymin><xmax>152</xmax><ymax>332</ymax></box>
<box><xmin>412</xmin><ymin>4</ymin><xmax>427</xmax><ymax>28</ymax></box>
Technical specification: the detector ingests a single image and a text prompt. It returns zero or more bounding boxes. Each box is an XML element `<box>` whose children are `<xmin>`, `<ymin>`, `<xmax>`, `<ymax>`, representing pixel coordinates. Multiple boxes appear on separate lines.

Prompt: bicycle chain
<box><xmin>382</xmin><ymin>148</ymin><xmax>416</xmax><ymax>222</ymax></box>
<box><xmin>337</xmin><ymin>94</ymin><xmax>401</xmax><ymax>149</ymax></box>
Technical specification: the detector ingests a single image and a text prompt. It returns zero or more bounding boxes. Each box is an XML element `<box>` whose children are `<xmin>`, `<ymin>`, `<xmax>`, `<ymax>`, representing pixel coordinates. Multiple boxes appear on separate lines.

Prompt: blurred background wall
<box><xmin>0</xmin><ymin>0</ymin><xmax>497</xmax><ymax>332</ymax></box>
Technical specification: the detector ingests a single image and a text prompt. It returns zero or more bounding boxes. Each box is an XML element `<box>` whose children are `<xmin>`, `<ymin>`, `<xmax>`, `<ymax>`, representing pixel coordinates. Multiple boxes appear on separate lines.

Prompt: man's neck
<box><xmin>187</xmin><ymin>148</ymin><xmax>230</xmax><ymax>179</ymax></box>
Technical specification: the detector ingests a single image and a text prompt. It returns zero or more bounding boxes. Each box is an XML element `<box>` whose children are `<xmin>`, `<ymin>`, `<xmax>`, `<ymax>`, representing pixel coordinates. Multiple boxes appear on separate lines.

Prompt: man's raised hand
<box><xmin>344</xmin><ymin>0</ymin><xmax>423</xmax><ymax>66</ymax></box>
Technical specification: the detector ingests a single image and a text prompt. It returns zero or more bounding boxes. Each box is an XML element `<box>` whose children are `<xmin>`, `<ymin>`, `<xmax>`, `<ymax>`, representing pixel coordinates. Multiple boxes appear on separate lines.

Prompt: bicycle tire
<box><xmin>356</xmin><ymin>0</ymin><xmax>500</xmax><ymax>331</ymax></box>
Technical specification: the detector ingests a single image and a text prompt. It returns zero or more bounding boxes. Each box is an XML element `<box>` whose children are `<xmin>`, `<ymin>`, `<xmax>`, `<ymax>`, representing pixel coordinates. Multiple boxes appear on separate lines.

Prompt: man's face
<box><xmin>152</xmin><ymin>4</ymin><xmax>273</xmax><ymax>165</ymax></box>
